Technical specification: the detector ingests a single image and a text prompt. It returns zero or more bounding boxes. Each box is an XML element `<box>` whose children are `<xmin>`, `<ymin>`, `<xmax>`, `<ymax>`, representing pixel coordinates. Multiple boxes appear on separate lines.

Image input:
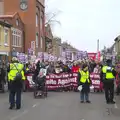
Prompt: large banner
<box><xmin>26</xmin><ymin>72</ymin><xmax>103</xmax><ymax>91</ymax></box>
<box><xmin>46</xmin><ymin>73</ymin><xmax>78</xmax><ymax>90</ymax></box>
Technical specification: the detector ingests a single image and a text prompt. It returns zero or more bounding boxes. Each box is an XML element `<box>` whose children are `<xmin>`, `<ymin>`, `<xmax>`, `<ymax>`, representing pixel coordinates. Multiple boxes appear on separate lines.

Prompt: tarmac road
<box><xmin>0</xmin><ymin>92</ymin><xmax>120</xmax><ymax>120</ymax></box>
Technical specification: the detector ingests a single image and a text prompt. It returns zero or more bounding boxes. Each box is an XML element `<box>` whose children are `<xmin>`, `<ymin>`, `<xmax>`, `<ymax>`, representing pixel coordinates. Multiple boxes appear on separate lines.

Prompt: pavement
<box><xmin>0</xmin><ymin>91</ymin><xmax>120</xmax><ymax>120</ymax></box>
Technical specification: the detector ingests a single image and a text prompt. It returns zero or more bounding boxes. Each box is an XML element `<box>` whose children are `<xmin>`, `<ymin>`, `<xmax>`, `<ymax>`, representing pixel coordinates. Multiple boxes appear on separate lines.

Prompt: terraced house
<box><xmin>0</xmin><ymin>12</ymin><xmax>25</xmax><ymax>57</ymax></box>
<box><xmin>0</xmin><ymin>20</ymin><xmax>11</xmax><ymax>61</ymax></box>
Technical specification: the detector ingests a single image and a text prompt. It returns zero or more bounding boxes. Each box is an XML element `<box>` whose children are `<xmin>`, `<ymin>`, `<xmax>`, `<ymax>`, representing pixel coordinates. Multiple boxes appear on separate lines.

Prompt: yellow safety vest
<box><xmin>8</xmin><ymin>63</ymin><xmax>25</xmax><ymax>81</ymax></box>
<box><xmin>102</xmin><ymin>66</ymin><xmax>115</xmax><ymax>79</ymax></box>
<box><xmin>26</xmin><ymin>68</ymin><xmax>29</xmax><ymax>71</ymax></box>
<box><xmin>79</xmin><ymin>70</ymin><xmax>90</xmax><ymax>83</ymax></box>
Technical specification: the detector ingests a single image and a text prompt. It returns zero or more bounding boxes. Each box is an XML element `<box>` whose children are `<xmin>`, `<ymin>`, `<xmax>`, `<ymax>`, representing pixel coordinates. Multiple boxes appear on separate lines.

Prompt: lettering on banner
<box><xmin>58</xmin><ymin>79</ymin><xmax>69</xmax><ymax>85</ymax></box>
<box><xmin>46</xmin><ymin>73</ymin><xmax>78</xmax><ymax>90</ymax></box>
<box><xmin>55</xmin><ymin>74</ymin><xmax>63</xmax><ymax>79</ymax></box>
<box><xmin>70</xmin><ymin>77</ymin><xmax>77</xmax><ymax>83</ymax></box>
<box><xmin>46</xmin><ymin>79</ymin><xmax>57</xmax><ymax>85</ymax></box>
<box><xmin>62</xmin><ymin>74</ymin><xmax>69</xmax><ymax>78</ymax></box>
<box><xmin>94</xmin><ymin>74</ymin><xmax>100</xmax><ymax>79</ymax></box>
<box><xmin>73</xmin><ymin>73</ymin><xmax>78</xmax><ymax>77</ymax></box>
<box><xmin>90</xmin><ymin>73</ymin><xmax>100</xmax><ymax>79</ymax></box>
<box><xmin>92</xmin><ymin>80</ymin><xmax>100</xmax><ymax>85</ymax></box>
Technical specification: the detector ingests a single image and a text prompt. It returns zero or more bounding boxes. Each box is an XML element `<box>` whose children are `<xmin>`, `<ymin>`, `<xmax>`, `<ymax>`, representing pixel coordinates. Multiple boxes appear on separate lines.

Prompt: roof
<box><xmin>0</xmin><ymin>12</ymin><xmax>17</xmax><ymax>18</ymax></box>
<box><xmin>114</xmin><ymin>35</ymin><xmax>120</xmax><ymax>41</ymax></box>
<box><xmin>0</xmin><ymin>12</ymin><xmax>24</xmax><ymax>27</ymax></box>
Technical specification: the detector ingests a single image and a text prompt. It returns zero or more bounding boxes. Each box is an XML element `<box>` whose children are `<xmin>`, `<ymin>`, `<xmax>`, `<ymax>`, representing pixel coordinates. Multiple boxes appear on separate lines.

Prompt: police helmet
<box><xmin>12</xmin><ymin>57</ymin><xmax>18</xmax><ymax>62</ymax></box>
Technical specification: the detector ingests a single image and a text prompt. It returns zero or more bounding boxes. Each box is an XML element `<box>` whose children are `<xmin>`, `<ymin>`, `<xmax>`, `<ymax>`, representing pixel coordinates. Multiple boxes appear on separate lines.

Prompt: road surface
<box><xmin>0</xmin><ymin>92</ymin><xmax>120</xmax><ymax>120</ymax></box>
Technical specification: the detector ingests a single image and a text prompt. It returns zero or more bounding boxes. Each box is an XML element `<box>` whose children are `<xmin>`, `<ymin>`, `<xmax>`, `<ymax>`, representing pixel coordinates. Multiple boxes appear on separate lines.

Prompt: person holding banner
<box><xmin>77</xmin><ymin>64</ymin><xmax>91</xmax><ymax>103</ymax></box>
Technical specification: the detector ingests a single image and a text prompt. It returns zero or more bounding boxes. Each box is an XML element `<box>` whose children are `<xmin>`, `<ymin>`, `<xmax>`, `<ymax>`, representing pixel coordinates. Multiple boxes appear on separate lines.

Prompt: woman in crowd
<box><xmin>71</xmin><ymin>61</ymin><xmax>80</xmax><ymax>73</ymax></box>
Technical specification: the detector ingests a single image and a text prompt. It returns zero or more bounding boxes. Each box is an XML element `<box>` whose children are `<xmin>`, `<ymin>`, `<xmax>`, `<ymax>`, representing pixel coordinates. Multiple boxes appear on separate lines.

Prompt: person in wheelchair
<box><xmin>35</xmin><ymin>75</ymin><xmax>46</xmax><ymax>91</ymax></box>
<box><xmin>34</xmin><ymin>64</ymin><xmax>47</xmax><ymax>92</ymax></box>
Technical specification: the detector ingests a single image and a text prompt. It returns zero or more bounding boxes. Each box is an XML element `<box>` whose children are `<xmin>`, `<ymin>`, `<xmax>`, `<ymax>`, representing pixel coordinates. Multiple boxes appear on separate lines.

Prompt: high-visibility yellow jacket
<box><xmin>8</xmin><ymin>63</ymin><xmax>25</xmax><ymax>81</ymax></box>
<box><xmin>79</xmin><ymin>70</ymin><xmax>90</xmax><ymax>83</ymax></box>
<box><xmin>102</xmin><ymin>66</ymin><xmax>115</xmax><ymax>79</ymax></box>
<box><xmin>26</xmin><ymin>67</ymin><xmax>29</xmax><ymax>71</ymax></box>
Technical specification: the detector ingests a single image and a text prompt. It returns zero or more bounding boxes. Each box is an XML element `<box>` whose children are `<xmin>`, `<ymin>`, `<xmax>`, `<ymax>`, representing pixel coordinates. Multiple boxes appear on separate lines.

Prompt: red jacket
<box><xmin>72</xmin><ymin>65</ymin><xmax>80</xmax><ymax>72</ymax></box>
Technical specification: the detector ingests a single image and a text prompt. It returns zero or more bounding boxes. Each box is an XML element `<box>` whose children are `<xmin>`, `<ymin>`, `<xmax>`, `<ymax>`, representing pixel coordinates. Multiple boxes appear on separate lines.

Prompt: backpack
<box><xmin>13</xmin><ymin>64</ymin><xmax>22</xmax><ymax>81</ymax></box>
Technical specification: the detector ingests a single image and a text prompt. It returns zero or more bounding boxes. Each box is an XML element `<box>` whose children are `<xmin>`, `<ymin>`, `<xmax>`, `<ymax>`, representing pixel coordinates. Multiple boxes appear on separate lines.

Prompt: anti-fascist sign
<box><xmin>46</xmin><ymin>73</ymin><xmax>78</xmax><ymax>90</ymax></box>
<box><xmin>26</xmin><ymin>72</ymin><xmax>103</xmax><ymax>91</ymax></box>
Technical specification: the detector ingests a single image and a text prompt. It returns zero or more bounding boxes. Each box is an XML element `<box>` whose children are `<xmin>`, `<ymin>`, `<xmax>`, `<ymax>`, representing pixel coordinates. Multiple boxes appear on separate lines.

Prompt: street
<box><xmin>0</xmin><ymin>92</ymin><xmax>120</xmax><ymax>120</ymax></box>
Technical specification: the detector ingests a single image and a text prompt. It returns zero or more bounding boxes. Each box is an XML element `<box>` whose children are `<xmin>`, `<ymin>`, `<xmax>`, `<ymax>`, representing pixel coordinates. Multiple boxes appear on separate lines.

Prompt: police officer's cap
<box><xmin>12</xmin><ymin>57</ymin><xmax>18</xmax><ymax>62</ymax></box>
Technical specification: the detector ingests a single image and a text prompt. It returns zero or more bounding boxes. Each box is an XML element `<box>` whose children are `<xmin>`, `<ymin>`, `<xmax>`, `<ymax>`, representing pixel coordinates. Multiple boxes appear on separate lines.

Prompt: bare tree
<box><xmin>45</xmin><ymin>11</ymin><xmax>61</xmax><ymax>26</ymax></box>
<box><xmin>45</xmin><ymin>0</ymin><xmax>61</xmax><ymax>26</ymax></box>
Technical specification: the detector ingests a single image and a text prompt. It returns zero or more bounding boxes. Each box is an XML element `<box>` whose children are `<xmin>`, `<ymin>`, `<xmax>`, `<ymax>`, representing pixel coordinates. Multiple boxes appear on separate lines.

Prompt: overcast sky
<box><xmin>45</xmin><ymin>0</ymin><xmax>120</xmax><ymax>52</ymax></box>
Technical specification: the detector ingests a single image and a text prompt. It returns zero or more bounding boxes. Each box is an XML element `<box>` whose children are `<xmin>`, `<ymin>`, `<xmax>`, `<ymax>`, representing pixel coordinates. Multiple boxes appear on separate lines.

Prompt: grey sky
<box><xmin>46</xmin><ymin>0</ymin><xmax>120</xmax><ymax>52</ymax></box>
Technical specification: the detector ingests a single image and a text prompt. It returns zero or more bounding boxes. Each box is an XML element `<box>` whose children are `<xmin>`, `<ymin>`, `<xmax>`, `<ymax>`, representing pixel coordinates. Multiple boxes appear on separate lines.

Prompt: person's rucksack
<box><xmin>13</xmin><ymin>64</ymin><xmax>22</xmax><ymax>81</ymax></box>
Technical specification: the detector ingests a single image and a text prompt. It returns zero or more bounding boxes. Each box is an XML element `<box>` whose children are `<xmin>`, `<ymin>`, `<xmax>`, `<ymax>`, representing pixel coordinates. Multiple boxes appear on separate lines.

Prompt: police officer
<box><xmin>8</xmin><ymin>57</ymin><xmax>25</xmax><ymax>109</ymax></box>
<box><xmin>77</xmin><ymin>64</ymin><xmax>91</xmax><ymax>103</ymax></box>
<box><xmin>101</xmin><ymin>59</ymin><xmax>116</xmax><ymax>104</ymax></box>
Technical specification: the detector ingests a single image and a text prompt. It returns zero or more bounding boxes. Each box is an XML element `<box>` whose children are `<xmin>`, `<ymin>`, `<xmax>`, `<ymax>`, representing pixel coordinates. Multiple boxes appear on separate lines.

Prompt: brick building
<box><xmin>0</xmin><ymin>20</ymin><xmax>11</xmax><ymax>61</ymax></box>
<box><xmin>0</xmin><ymin>12</ymin><xmax>24</xmax><ymax>57</ymax></box>
<box><xmin>0</xmin><ymin>0</ymin><xmax>45</xmax><ymax>55</ymax></box>
<box><xmin>0</xmin><ymin>12</ymin><xmax>25</xmax><ymax>61</ymax></box>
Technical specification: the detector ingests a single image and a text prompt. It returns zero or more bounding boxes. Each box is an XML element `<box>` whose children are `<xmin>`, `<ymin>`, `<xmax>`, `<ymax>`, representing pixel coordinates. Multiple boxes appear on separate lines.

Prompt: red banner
<box><xmin>26</xmin><ymin>73</ymin><xmax>103</xmax><ymax>91</ymax></box>
<box><xmin>88</xmin><ymin>53</ymin><xmax>97</xmax><ymax>60</ymax></box>
<box><xmin>46</xmin><ymin>73</ymin><xmax>103</xmax><ymax>90</ymax></box>
<box><xmin>46</xmin><ymin>73</ymin><xmax>78</xmax><ymax>90</ymax></box>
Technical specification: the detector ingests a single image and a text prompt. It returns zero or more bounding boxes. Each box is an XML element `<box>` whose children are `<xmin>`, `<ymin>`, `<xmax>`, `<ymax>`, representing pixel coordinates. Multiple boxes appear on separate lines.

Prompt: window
<box><xmin>40</xmin><ymin>16</ymin><xmax>43</xmax><ymax>30</ymax></box>
<box><xmin>36</xmin><ymin>14</ymin><xmax>38</xmax><ymax>27</ymax></box>
<box><xmin>12</xmin><ymin>28</ymin><xmax>22</xmax><ymax>47</ymax></box>
<box><xmin>41</xmin><ymin>37</ymin><xmax>43</xmax><ymax>48</ymax></box>
<box><xmin>40</xmin><ymin>17</ymin><xmax>42</xmax><ymax>30</ymax></box>
<box><xmin>16</xmin><ymin>19</ymin><xmax>19</xmax><ymax>26</ymax></box>
<box><xmin>4</xmin><ymin>28</ymin><xmax>9</xmax><ymax>46</ymax></box>
<box><xmin>36</xmin><ymin>33</ymin><xmax>38</xmax><ymax>48</ymax></box>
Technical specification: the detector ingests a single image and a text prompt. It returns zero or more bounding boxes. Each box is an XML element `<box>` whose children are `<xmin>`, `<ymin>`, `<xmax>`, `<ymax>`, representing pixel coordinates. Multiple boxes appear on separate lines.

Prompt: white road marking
<box><xmin>10</xmin><ymin>103</ymin><xmax>40</xmax><ymax>120</ymax></box>
<box><xmin>32</xmin><ymin>104</ymin><xmax>37</xmax><ymax>108</ymax></box>
<box><xmin>32</xmin><ymin>103</ymin><xmax>40</xmax><ymax>108</ymax></box>
<box><xmin>114</xmin><ymin>104</ymin><xmax>118</xmax><ymax>109</ymax></box>
<box><xmin>10</xmin><ymin>110</ymin><xmax>28</xmax><ymax>120</ymax></box>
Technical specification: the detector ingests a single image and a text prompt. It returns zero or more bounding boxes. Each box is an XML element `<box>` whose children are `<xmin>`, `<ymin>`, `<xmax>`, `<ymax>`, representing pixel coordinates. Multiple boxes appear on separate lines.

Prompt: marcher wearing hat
<box><xmin>7</xmin><ymin>57</ymin><xmax>25</xmax><ymax>109</ymax></box>
<box><xmin>77</xmin><ymin>64</ymin><xmax>91</xmax><ymax>103</ymax></box>
<box><xmin>101</xmin><ymin>59</ymin><xmax>116</xmax><ymax>104</ymax></box>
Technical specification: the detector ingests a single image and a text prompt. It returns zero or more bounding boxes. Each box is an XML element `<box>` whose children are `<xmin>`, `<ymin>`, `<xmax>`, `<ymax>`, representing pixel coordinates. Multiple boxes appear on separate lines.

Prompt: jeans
<box><xmin>9</xmin><ymin>89</ymin><xmax>22</xmax><ymax>107</ymax></box>
<box><xmin>80</xmin><ymin>92</ymin><xmax>89</xmax><ymax>101</ymax></box>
